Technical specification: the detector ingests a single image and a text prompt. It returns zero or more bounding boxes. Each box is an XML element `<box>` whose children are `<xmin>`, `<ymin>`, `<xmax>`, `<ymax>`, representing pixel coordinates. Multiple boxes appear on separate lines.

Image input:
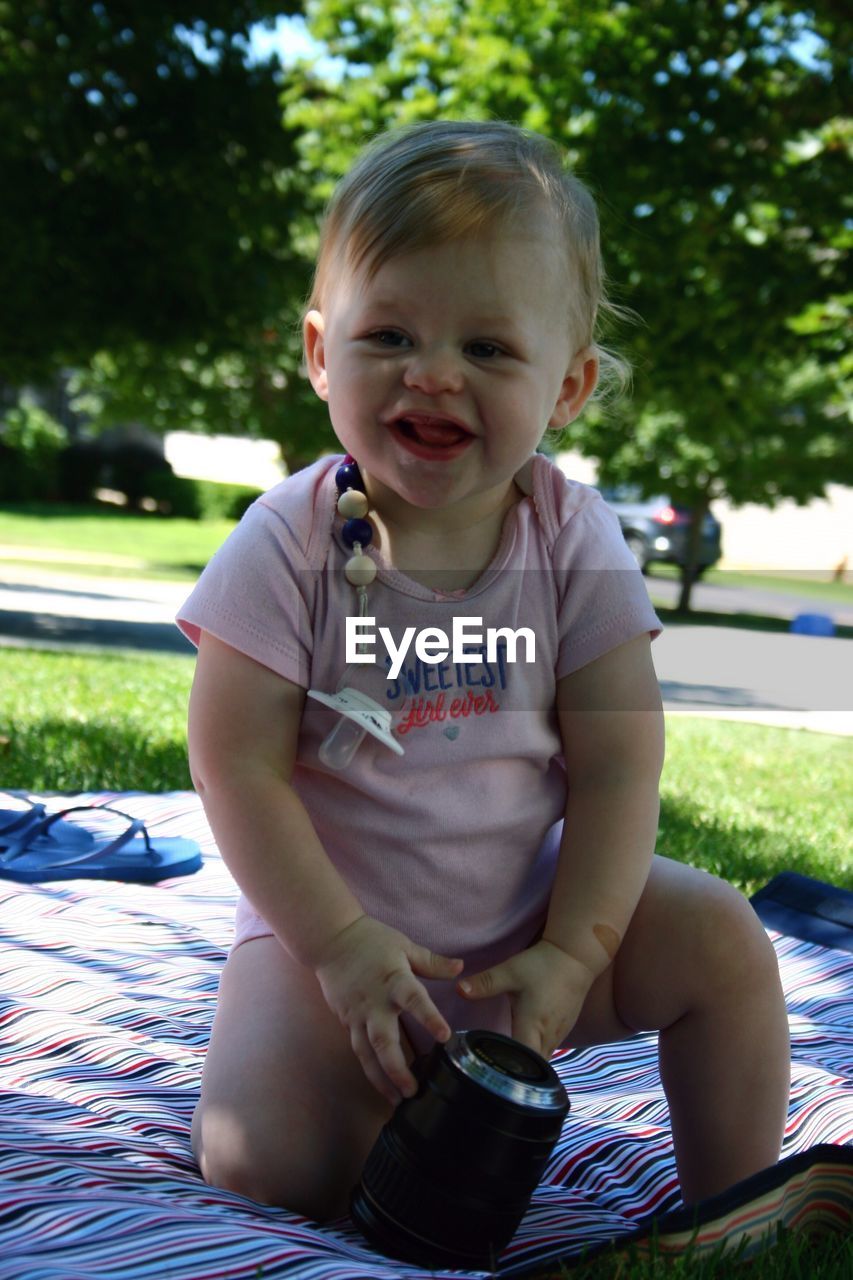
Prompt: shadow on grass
<box><xmin>0</xmin><ymin>610</ymin><xmax>195</xmax><ymax>654</ymax></box>
<box><xmin>657</xmin><ymin>794</ymin><xmax>843</xmax><ymax>895</ymax></box>
<box><xmin>1</xmin><ymin>718</ymin><xmax>191</xmax><ymax>794</ymax></box>
<box><xmin>4</xmin><ymin>719</ymin><xmax>842</xmax><ymax>892</ymax></box>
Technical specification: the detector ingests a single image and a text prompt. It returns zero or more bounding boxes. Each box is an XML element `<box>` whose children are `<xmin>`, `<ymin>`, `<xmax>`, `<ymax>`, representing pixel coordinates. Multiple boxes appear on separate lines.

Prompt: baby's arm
<box><xmin>189</xmin><ymin>632</ymin><xmax>462</xmax><ymax>1102</ymax></box>
<box><xmin>459</xmin><ymin>632</ymin><xmax>664</xmax><ymax>1054</ymax></box>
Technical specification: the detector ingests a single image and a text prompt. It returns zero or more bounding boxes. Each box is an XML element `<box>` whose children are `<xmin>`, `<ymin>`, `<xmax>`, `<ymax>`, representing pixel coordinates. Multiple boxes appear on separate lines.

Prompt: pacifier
<box><xmin>307</xmin><ymin>685</ymin><xmax>404</xmax><ymax>770</ymax></box>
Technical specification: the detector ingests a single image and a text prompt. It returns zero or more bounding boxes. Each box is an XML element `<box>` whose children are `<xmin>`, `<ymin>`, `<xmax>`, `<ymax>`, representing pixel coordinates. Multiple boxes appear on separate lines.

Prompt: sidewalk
<box><xmin>1</xmin><ymin>562</ymin><xmax>851</xmax><ymax>736</ymax></box>
<box><xmin>0</xmin><ymin>564</ymin><xmax>192</xmax><ymax>655</ymax></box>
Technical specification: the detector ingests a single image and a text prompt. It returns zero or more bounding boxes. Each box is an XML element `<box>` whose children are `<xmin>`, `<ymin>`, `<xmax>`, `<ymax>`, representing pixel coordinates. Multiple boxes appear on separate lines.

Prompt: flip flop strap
<box><xmin>0</xmin><ymin>803</ymin><xmax>47</xmax><ymax>839</ymax></box>
<box><xmin>0</xmin><ymin>805</ymin><xmax>157</xmax><ymax>868</ymax></box>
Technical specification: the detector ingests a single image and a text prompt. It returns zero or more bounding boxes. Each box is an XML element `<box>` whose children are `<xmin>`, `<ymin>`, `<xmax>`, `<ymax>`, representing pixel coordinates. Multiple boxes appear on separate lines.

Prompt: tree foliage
<box><xmin>2</xmin><ymin>1</ymin><xmax>850</xmax><ymax>565</ymax></box>
<box><xmin>0</xmin><ymin>1</ymin><xmax>304</xmax><ymax>391</ymax></box>
<box><xmin>285</xmin><ymin>0</ymin><xmax>851</xmax><ymax>600</ymax></box>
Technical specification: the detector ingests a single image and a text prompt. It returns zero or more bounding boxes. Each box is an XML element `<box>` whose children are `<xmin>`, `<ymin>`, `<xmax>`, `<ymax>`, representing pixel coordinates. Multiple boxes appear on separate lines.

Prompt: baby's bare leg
<box><xmin>571</xmin><ymin>856</ymin><xmax>790</xmax><ymax>1204</ymax></box>
<box><xmin>192</xmin><ymin>936</ymin><xmax>391</xmax><ymax>1220</ymax></box>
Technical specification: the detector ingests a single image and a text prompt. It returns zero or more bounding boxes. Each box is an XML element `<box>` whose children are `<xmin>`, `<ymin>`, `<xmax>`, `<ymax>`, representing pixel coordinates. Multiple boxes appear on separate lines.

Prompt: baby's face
<box><xmin>304</xmin><ymin>222</ymin><xmax>597</xmax><ymax>526</ymax></box>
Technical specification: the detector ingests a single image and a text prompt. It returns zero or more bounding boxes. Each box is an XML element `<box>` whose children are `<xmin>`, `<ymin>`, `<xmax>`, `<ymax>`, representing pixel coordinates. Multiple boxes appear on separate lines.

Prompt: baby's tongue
<box><xmin>409</xmin><ymin>418</ymin><xmax>467</xmax><ymax>446</ymax></box>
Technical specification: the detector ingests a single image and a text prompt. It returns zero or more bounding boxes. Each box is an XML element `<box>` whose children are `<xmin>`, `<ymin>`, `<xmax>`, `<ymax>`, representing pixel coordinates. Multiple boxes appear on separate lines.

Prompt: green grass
<box><xmin>0</xmin><ymin>647</ymin><xmax>849</xmax><ymax>888</ymax></box>
<box><xmin>659</xmin><ymin>717</ymin><xmax>851</xmax><ymax>891</ymax></box>
<box><xmin>0</xmin><ymin>644</ymin><xmax>851</xmax><ymax>1277</ymax></box>
<box><xmin>0</xmin><ymin>648</ymin><xmax>194</xmax><ymax>791</ymax></box>
<box><xmin>535</xmin><ymin>1229</ymin><xmax>851</xmax><ymax>1278</ymax></box>
<box><xmin>0</xmin><ymin>503</ymin><xmax>235</xmax><ymax>581</ymax></box>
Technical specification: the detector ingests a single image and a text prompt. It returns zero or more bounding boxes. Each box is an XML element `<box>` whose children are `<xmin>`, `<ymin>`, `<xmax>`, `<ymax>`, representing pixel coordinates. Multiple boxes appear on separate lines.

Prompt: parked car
<box><xmin>597</xmin><ymin>484</ymin><xmax>722</xmax><ymax>574</ymax></box>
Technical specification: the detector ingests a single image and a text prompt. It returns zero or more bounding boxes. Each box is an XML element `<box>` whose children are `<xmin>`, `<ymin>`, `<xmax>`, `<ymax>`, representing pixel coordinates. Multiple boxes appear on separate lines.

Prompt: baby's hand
<box><xmin>313</xmin><ymin>915</ymin><xmax>463</xmax><ymax>1105</ymax></box>
<box><xmin>458</xmin><ymin>939</ymin><xmax>596</xmax><ymax>1059</ymax></box>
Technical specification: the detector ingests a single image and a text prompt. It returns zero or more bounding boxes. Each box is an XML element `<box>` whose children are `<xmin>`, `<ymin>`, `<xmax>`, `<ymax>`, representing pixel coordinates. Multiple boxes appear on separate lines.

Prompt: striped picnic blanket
<box><xmin>0</xmin><ymin>791</ymin><xmax>850</xmax><ymax>1279</ymax></box>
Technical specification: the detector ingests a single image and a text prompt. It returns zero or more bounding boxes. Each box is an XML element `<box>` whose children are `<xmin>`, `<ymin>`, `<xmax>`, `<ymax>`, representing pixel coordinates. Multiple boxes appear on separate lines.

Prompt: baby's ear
<box><xmin>303</xmin><ymin>310</ymin><xmax>329</xmax><ymax>401</ymax></box>
<box><xmin>548</xmin><ymin>348</ymin><xmax>599</xmax><ymax>429</ymax></box>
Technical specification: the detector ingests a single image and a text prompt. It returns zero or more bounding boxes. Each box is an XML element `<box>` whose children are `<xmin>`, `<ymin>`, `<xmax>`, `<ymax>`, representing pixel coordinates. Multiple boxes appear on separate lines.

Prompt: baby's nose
<box><xmin>403</xmin><ymin>347</ymin><xmax>464</xmax><ymax>394</ymax></box>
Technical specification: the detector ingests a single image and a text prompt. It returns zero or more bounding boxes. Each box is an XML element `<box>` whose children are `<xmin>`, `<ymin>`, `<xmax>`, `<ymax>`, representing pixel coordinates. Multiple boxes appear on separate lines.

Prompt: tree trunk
<box><xmin>676</xmin><ymin>493</ymin><xmax>711</xmax><ymax>613</ymax></box>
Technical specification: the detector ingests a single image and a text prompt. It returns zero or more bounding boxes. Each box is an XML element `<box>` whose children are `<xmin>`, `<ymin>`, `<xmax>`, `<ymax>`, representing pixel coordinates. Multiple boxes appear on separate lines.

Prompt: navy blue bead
<box><xmin>342</xmin><ymin>517</ymin><xmax>373</xmax><ymax>549</ymax></box>
<box><xmin>335</xmin><ymin>461</ymin><xmax>365</xmax><ymax>494</ymax></box>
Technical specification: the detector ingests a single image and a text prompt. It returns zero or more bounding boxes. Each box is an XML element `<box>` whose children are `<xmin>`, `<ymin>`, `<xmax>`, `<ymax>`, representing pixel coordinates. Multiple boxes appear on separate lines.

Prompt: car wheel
<box><xmin>623</xmin><ymin>533</ymin><xmax>648</xmax><ymax>572</ymax></box>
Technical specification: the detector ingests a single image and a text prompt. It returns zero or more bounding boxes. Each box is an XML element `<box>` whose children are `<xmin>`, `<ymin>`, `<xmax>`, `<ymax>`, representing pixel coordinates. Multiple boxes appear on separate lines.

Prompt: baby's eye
<box><xmin>368</xmin><ymin>329</ymin><xmax>410</xmax><ymax>348</ymax></box>
<box><xmin>467</xmin><ymin>340</ymin><xmax>503</xmax><ymax>359</ymax></box>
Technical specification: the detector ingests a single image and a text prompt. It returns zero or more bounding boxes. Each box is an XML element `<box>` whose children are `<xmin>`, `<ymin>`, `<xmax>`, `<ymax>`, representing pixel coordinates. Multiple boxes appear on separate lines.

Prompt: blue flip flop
<box><xmin>0</xmin><ymin>798</ymin><xmax>96</xmax><ymax>854</ymax></box>
<box><xmin>0</xmin><ymin>804</ymin><xmax>202</xmax><ymax>884</ymax></box>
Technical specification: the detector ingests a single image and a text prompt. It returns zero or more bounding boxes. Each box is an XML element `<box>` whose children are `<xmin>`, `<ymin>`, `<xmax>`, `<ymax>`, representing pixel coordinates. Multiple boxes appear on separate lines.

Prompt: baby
<box><xmin>178</xmin><ymin>119</ymin><xmax>790</xmax><ymax>1221</ymax></box>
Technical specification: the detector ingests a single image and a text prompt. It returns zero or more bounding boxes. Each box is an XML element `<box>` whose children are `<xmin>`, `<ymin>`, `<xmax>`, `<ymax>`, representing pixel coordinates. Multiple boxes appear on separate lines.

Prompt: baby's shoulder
<box><xmin>527</xmin><ymin>453</ymin><xmax>607</xmax><ymax>543</ymax></box>
<box><xmin>526</xmin><ymin>453</ymin><xmax>638</xmax><ymax>573</ymax></box>
<box><xmin>251</xmin><ymin>454</ymin><xmax>340</xmax><ymax>569</ymax></box>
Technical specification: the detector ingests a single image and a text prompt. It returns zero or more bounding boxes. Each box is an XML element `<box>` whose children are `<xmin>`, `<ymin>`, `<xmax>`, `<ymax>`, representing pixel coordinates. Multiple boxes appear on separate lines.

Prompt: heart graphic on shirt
<box><xmin>443</xmin><ymin>726</ymin><xmax>459</xmax><ymax>741</ymax></box>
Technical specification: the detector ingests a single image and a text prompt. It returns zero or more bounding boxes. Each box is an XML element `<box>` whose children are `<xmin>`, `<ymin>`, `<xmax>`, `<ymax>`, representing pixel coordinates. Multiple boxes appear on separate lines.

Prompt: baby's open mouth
<box><xmin>394</xmin><ymin>416</ymin><xmax>472</xmax><ymax>448</ymax></box>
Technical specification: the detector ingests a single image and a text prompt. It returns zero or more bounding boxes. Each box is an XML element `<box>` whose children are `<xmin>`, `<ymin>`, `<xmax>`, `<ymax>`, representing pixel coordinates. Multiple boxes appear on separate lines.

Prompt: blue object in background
<box><xmin>790</xmin><ymin>612</ymin><xmax>836</xmax><ymax>637</ymax></box>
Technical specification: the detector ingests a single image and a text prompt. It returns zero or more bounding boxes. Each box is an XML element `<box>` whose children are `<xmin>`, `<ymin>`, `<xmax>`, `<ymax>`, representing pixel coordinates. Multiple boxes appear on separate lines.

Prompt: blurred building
<box><xmin>164</xmin><ymin>432</ymin><xmax>286</xmax><ymax>490</ymax></box>
<box><xmin>556</xmin><ymin>451</ymin><xmax>852</xmax><ymax>577</ymax></box>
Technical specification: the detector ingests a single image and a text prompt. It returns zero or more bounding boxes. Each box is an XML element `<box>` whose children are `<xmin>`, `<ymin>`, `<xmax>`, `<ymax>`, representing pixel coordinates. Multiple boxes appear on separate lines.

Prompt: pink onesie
<box><xmin>177</xmin><ymin>452</ymin><xmax>660</xmax><ymax>1041</ymax></box>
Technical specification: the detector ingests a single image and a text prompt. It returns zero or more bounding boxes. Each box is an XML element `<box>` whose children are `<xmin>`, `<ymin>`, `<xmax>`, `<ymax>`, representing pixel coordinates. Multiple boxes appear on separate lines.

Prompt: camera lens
<box><xmin>470</xmin><ymin>1032</ymin><xmax>551</xmax><ymax>1082</ymax></box>
<box><xmin>350</xmin><ymin>1030</ymin><xmax>569</xmax><ymax>1268</ymax></box>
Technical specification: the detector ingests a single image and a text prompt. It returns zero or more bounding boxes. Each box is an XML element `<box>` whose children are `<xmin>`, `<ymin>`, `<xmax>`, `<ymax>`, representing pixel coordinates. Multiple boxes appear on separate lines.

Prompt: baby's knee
<box><xmin>192</xmin><ymin>1106</ymin><xmax>285</xmax><ymax>1209</ymax></box>
<box><xmin>192</xmin><ymin>1104</ymin><xmax>353</xmax><ymax>1220</ymax></box>
<box><xmin>693</xmin><ymin>875</ymin><xmax>779</xmax><ymax>993</ymax></box>
<box><xmin>198</xmin><ymin>1144</ymin><xmax>275</xmax><ymax>1206</ymax></box>
<box><xmin>192</xmin><ymin>1109</ymin><xmax>265</xmax><ymax>1203</ymax></box>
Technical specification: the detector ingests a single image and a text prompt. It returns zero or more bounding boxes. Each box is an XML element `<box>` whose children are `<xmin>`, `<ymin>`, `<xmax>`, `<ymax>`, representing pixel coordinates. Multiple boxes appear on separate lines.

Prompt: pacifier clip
<box><xmin>307</xmin><ymin>457</ymin><xmax>404</xmax><ymax>769</ymax></box>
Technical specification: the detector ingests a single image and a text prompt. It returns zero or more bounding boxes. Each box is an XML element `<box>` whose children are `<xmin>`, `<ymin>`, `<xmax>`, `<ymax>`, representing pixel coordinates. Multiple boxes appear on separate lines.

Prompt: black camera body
<box><xmin>351</xmin><ymin>1029</ymin><xmax>569</xmax><ymax>1269</ymax></box>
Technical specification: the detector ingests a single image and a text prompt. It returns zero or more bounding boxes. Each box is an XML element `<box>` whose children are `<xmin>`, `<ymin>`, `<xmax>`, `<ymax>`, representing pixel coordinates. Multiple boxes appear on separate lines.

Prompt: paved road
<box><xmin>1</xmin><ymin>564</ymin><xmax>851</xmax><ymax>735</ymax></box>
<box><xmin>653</xmin><ymin>626</ymin><xmax>852</xmax><ymax>736</ymax></box>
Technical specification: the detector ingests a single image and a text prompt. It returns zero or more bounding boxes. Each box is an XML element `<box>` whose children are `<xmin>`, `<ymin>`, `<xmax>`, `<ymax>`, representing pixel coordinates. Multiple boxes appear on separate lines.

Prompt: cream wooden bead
<box><xmin>345</xmin><ymin>553</ymin><xmax>377</xmax><ymax>586</ymax></box>
<box><xmin>337</xmin><ymin>489</ymin><xmax>369</xmax><ymax>519</ymax></box>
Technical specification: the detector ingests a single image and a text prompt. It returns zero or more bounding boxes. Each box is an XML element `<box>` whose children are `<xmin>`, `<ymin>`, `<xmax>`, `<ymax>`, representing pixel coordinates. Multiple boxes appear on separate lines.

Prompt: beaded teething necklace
<box><xmin>305</xmin><ymin>455</ymin><xmax>403</xmax><ymax>768</ymax></box>
<box><xmin>335</xmin><ymin>455</ymin><xmax>377</xmax><ymax>633</ymax></box>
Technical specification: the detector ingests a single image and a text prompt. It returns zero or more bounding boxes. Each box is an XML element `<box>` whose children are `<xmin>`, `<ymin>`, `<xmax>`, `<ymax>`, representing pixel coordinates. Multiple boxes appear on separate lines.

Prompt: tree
<box><xmin>0</xmin><ymin>0</ymin><xmax>323</xmax><ymax>468</ymax></box>
<box><xmin>284</xmin><ymin>0</ymin><xmax>852</xmax><ymax>607</ymax></box>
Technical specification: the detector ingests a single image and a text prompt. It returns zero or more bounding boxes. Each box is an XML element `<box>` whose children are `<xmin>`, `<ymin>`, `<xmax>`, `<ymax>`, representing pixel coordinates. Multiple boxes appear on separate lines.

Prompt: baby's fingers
<box><xmin>407</xmin><ymin>943</ymin><xmax>464</xmax><ymax>983</ymax></box>
<box><xmin>351</xmin><ymin>1021</ymin><xmax>415</xmax><ymax>1105</ymax></box>
<box><xmin>457</xmin><ymin>960</ymin><xmax>518</xmax><ymax>1002</ymax></box>
<box><xmin>392</xmin><ymin>972</ymin><xmax>453</xmax><ymax>1045</ymax></box>
<box><xmin>510</xmin><ymin>1010</ymin><xmax>547</xmax><ymax>1058</ymax></box>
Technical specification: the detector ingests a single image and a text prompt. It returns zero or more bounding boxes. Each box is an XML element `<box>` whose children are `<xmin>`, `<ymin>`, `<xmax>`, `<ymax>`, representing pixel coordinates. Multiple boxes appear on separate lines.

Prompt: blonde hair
<box><xmin>307</xmin><ymin>119</ymin><xmax>632</xmax><ymax>399</ymax></box>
